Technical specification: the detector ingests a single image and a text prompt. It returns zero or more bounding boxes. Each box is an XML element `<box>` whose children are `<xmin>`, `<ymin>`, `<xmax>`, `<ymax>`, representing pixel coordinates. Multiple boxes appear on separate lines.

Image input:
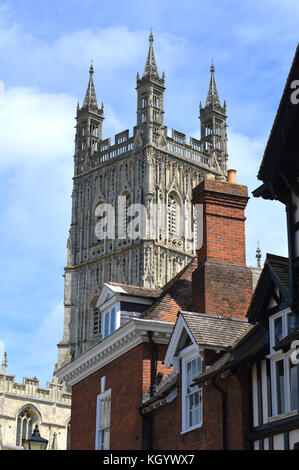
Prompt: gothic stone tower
<box><xmin>57</xmin><ymin>34</ymin><xmax>228</xmax><ymax>366</ymax></box>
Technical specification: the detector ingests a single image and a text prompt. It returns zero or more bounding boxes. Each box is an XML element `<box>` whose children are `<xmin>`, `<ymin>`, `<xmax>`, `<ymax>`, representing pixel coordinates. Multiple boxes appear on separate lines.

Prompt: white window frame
<box><xmin>269</xmin><ymin>308</ymin><xmax>298</xmax><ymax>353</ymax></box>
<box><xmin>95</xmin><ymin>389</ymin><xmax>111</xmax><ymax>450</ymax></box>
<box><xmin>270</xmin><ymin>350</ymin><xmax>299</xmax><ymax>417</ymax></box>
<box><xmin>101</xmin><ymin>303</ymin><xmax>120</xmax><ymax>339</ymax></box>
<box><xmin>268</xmin><ymin>308</ymin><xmax>299</xmax><ymax>418</ymax></box>
<box><xmin>181</xmin><ymin>348</ymin><xmax>203</xmax><ymax>434</ymax></box>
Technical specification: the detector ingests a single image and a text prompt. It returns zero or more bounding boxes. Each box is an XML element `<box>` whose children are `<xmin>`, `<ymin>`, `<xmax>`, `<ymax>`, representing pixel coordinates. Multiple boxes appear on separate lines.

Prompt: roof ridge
<box><xmin>266</xmin><ymin>253</ymin><xmax>288</xmax><ymax>264</ymax></box>
<box><xmin>140</xmin><ymin>257</ymin><xmax>197</xmax><ymax>319</ymax></box>
<box><xmin>107</xmin><ymin>281</ymin><xmax>161</xmax><ymax>292</ymax></box>
<box><xmin>181</xmin><ymin>311</ymin><xmax>249</xmax><ymax>323</ymax></box>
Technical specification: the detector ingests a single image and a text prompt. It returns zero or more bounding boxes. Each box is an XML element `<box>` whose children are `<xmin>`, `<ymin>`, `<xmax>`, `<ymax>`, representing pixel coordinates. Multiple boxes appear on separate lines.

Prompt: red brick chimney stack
<box><xmin>192</xmin><ymin>173</ymin><xmax>253</xmax><ymax>318</ymax></box>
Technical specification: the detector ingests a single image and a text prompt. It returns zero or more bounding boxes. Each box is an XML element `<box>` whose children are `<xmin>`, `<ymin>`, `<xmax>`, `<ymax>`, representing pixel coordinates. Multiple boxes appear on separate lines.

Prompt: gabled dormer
<box><xmin>164</xmin><ymin>311</ymin><xmax>250</xmax><ymax>434</ymax></box>
<box><xmin>247</xmin><ymin>254</ymin><xmax>294</xmax><ymax>325</ymax></box>
<box><xmin>94</xmin><ymin>282</ymin><xmax>161</xmax><ymax>340</ymax></box>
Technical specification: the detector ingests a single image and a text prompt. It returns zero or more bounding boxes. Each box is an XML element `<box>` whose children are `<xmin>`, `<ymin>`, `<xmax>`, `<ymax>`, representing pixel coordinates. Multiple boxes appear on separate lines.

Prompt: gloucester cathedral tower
<box><xmin>57</xmin><ymin>33</ymin><xmax>228</xmax><ymax>366</ymax></box>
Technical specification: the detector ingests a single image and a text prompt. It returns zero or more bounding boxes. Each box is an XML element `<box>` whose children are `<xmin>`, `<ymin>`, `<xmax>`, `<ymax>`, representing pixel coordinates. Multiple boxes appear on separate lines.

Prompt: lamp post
<box><xmin>22</xmin><ymin>424</ymin><xmax>48</xmax><ymax>450</ymax></box>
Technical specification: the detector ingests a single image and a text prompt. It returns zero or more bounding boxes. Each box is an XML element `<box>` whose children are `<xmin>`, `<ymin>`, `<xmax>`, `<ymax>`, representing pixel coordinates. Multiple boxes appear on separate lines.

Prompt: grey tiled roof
<box><xmin>267</xmin><ymin>254</ymin><xmax>290</xmax><ymax>294</ymax></box>
<box><xmin>195</xmin><ymin>322</ymin><xmax>264</xmax><ymax>385</ymax></box>
<box><xmin>181</xmin><ymin>311</ymin><xmax>251</xmax><ymax>349</ymax></box>
<box><xmin>107</xmin><ymin>282</ymin><xmax>162</xmax><ymax>298</ymax></box>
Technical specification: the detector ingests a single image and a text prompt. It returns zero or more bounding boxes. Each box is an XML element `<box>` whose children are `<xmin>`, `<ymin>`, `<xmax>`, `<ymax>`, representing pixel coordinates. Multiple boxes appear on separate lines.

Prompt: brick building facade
<box><xmin>57</xmin><ymin>175</ymin><xmax>257</xmax><ymax>450</ymax></box>
<box><xmin>55</xmin><ymin>40</ymin><xmax>299</xmax><ymax>452</ymax></box>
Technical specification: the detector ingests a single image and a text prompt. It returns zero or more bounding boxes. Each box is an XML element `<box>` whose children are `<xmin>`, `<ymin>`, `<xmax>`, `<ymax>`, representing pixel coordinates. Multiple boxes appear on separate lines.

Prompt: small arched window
<box><xmin>16</xmin><ymin>407</ymin><xmax>38</xmax><ymax>446</ymax></box>
<box><xmin>120</xmin><ymin>193</ymin><xmax>131</xmax><ymax>238</ymax></box>
<box><xmin>168</xmin><ymin>194</ymin><xmax>180</xmax><ymax>236</ymax></box>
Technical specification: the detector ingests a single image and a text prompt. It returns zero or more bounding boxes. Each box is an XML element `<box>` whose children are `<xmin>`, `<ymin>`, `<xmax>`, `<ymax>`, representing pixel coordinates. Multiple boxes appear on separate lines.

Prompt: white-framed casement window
<box><xmin>270</xmin><ymin>351</ymin><xmax>299</xmax><ymax>416</ymax></box>
<box><xmin>181</xmin><ymin>350</ymin><xmax>203</xmax><ymax>433</ymax></box>
<box><xmin>268</xmin><ymin>308</ymin><xmax>299</xmax><ymax>417</ymax></box>
<box><xmin>95</xmin><ymin>389</ymin><xmax>111</xmax><ymax>450</ymax></box>
<box><xmin>269</xmin><ymin>309</ymin><xmax>299</xmax><ymax>352</ymax></box>
<box><xmin>102</xmin><ymin>306</ymin><xmax>118</xmax><ymax>339</ymax></box>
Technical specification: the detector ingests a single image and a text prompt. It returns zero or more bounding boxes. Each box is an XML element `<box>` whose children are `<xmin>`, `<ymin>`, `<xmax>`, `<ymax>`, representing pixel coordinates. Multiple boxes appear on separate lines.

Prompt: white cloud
<box><xmin>228</xmin><ymin>129</ymin><xmax>266</xmax><ymax>180</ymax></box>
<box><xmin>227</xmin><ymin>129</ymin><xmax>288</xmax><ymax>266</ymax></box>
<box><xmin>36</xmin><ymin>302</ymin><xmax>64</xmax><ymax>351</ymax></box>
<box><xmin>0</xmin><ymin>86</ymin><xmax>76</xmax><ymax>168</ymax></box>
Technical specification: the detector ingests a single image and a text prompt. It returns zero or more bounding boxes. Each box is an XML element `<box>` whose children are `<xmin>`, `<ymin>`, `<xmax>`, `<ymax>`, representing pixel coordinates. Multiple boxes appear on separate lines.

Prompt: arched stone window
<box><xmin>119</xmin><ymin>192</ymin><xmax>131</xmax><ymax>239</ymax></box>
<box><xmin>168</xmin><ymin>193</ymin><xmax>180</xmax><ymax>236</ymax></box>
<box><xmin>16</xmin><ymin>407</ymin><xmax>38</xmax><ymax>446</ymax></box>
<box><xmin>91</xmin><ymin>296</ymin><xmax>100</xmax><ymax>337</ymax></box>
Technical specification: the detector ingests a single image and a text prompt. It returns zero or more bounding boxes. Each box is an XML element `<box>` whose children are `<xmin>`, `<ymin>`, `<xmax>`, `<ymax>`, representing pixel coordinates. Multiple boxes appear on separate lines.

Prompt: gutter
<box><xmin>142</xmin><ymin>331</ymin><xmax>158</xmax><ymax>450</ymax></box>
<box><xmin>212</xmin><ymin>380</ymin><xmax>228</xmax><ymax>450</ymax></box>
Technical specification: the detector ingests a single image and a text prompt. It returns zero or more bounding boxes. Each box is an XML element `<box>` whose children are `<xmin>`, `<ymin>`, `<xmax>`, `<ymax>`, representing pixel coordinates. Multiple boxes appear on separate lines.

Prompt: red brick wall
<box><xmin>192</xmin><ymin>262</ymin><xmax>253</xmax><ymax>318</ymax></box>
<box><xmin>192</xmin><ymin>178</ymin><xmax>253</xmax><ymax>318</ymax></box>
<box><xmin>140</xmin><ymin>258</ymin><xmax>197</xmax><ymax>323</ymax></box>
<box><xmin>192</xmin><ymin>179</ymin><xmax>249</xmax><ymax>266</ymax></box>
<box><xmin>148</xmin><ymin>363</ymin><xmax>250</xmax><ymax>450</ymax></box>
<box><xmin>70</xmin><ymin>341</ymin><xmax>169</xmax><ymax>450</ymax></box>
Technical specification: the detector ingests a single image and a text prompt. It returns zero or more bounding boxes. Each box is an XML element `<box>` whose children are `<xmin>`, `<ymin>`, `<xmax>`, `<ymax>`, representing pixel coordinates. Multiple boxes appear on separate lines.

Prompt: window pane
<box><xmin>288</xmin><ymin>312</ymin><xmax>299</xmax><ymax>334</ymax></box>
<box><xmin>97</xmin><ymin>395</ymin><xmax>111</xmax><ymax>450</ymax></box>
<box><xmin>110</xmin><ymin>308</ymin><xmax>116</xmax><ymax>334</ymax></box>
<box><xmin>274</xmin><ymin>317</ymin><xmax>283</xmax><ymax>346</ymax></box>
<box><xmin>289</xmin><ymin>360</ymin><xmax>299</xmax><ymax>411</ymax></box>
<box><xmin>104</xmin><ymin>312</ymin><xmax>109</xmax><ymax>338</ymax></box>
<box><xmin>276</xmin><ymin>360</ymin><xmax>285</xmax><ymax>414</ymax></box>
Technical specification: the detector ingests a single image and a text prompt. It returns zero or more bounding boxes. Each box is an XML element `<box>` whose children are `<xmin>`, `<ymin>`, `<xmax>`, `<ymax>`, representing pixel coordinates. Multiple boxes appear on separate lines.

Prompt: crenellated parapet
<box><xmin>0</xmin><ymin>373</ymin><xmax>71</xmax><ymax>406</ymax></box>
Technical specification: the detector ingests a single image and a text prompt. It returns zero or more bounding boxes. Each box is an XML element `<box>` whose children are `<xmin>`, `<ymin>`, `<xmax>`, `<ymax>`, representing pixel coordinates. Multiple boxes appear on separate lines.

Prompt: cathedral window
<box><xmin>174</xmin><ymin>134</ymin><xmax>184</xmax><ymax>144</ymax></box>
<box><xmin>95</xmin><ymin>390</ymin><xmax>111</xmax><ymax>450</ymax></box>
<box><xmin>141</xmin><ymin>113</ymin><xmax>146</xmax><ymax>123</ymax></box>
<box><xmin>168</xmin><ymin>194</ymin><xmax>179</xmax><ymax>236</ymax></box>
<box><xmin>93</xmin><ymin>309</ymin><xmax>100</xmax><ymax>336</ymax></box>
<box><xmin>215</xmin><ymin>122</ymin><xmax>221</xmax><ymax>136</ymax></box>
<box><xmin>16</xmin><ymin>407</ymin><xmax>38</xmax><ymax>446</ymax></box>
<box><xmin>121</xmin><ymin>193</ymin><xmax>131</xmax><ymax>237</ymax></box>
<box><xmin>204</xmin><ymin>123</ymin><xmax>212</xmax><ymax>136</ymax></box>
<box><xmin>204</xmin><ymin>141</ymin><xmax>210</xmax><ymax>152</ymax></box>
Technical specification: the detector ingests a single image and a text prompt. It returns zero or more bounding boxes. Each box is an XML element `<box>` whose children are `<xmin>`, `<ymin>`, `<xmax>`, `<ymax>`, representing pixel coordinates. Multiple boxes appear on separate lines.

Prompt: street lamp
<box><xmin>23</xmin><ymin>424</ymin><xmax>48</xmax><ymax>450</ymax></box>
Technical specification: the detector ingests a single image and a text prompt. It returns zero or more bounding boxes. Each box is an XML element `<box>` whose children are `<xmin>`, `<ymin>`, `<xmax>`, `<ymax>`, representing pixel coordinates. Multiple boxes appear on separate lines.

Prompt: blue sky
<box><xmin>0</xmin><ymin>0</ymin><xmax>298</xmax><ymax>386</ymax></box>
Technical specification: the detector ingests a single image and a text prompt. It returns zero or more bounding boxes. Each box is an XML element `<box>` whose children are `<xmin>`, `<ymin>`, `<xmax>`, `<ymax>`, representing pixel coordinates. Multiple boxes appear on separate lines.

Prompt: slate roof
<box><xmin>267</xmin><ymin>254</ymin><xmax>290</xmax><ymax>294</ymax></box>
<box><xmin>106</xmin><ymin>282</ymin><xmax>161</xmax><ymax>299</ymax></box>
<box><xmin>140</xmin><ymin>257</ymin><xmax>197</xmax><ymax>323</ymax></box>
<box><xmin>181</xmin><ymin>311</ymin><xmax>251</xmax><ymax>349</ymax></box>
<box><xmin>247</xmin><ymin>253</ymin><xmax>292</xmax><ymax>324</ymax></box>
<box><xmin>195</xmin><ymin>322</ymin><xmax>265</xmax><ymax>386</ymax></box>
